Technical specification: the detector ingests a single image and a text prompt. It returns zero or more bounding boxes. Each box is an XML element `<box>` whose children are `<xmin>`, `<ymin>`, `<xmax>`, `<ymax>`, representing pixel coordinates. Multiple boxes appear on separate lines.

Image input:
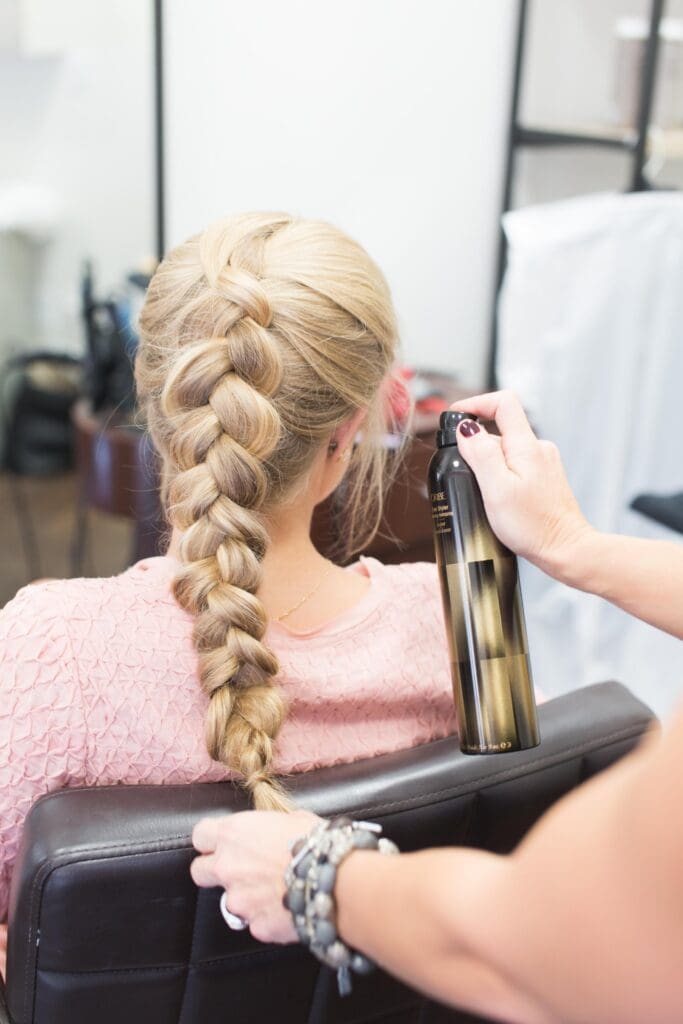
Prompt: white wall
<box><xmin>0</xmin><ymin>0</ymin><xmax>154</xmax><ymax>359</ymax></box>
<box><xmin>165</xmin><ymin>0</ymin><xmax>517</xmax><ymax>388</ymax></box>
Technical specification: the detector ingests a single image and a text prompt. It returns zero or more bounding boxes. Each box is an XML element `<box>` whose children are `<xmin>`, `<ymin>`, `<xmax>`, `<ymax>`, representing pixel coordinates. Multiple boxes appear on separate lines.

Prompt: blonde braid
<box><xmin>136</xmin><ymin>212</ymin><xmax>401</xmax><ymax>809</ymax></box>
<box><xmin>160</xmin><ymin>248</ymin><xmax>291</xmax><ymax>810</ymax></box>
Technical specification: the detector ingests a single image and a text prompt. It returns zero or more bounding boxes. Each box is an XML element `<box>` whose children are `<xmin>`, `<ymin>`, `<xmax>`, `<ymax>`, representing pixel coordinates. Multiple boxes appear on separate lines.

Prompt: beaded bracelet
<box><xmin>283</xmin><ymin>815</ymin><xmax>399</xmax><ymax>996</ymax></box>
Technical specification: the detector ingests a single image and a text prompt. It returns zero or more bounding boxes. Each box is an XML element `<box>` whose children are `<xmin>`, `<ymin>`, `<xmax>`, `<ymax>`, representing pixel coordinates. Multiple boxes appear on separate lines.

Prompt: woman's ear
<box><xmin>328</xmin><ymin>408</ymin><xmax>367</xmax><ymax>458</ymax></box>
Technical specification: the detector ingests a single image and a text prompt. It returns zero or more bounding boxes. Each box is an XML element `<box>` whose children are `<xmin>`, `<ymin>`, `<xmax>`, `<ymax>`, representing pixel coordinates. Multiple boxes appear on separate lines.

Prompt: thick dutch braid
<box><xmin>162</xmin><ymin>234</ymin><xmax>290</xmax><ymax>809</ymax></box>
<box><xmin>136</xmin><ymin>212</ymin><xmax>400</xmax><ymax>810</ymax></box>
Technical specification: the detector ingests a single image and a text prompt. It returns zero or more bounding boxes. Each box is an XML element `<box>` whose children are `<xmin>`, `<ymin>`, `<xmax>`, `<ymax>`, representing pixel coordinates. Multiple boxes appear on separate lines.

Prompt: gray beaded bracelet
<box><xmin>283</xmin><ymin>815</ymin><xmax>399</xmax><ymax>997</ymax></box>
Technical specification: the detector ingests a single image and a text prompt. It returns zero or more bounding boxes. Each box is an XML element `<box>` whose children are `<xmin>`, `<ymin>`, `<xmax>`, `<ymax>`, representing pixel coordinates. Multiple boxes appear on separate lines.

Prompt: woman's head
<box><xmin>136</xmin><ymin>212</ymin><xmax>399</xmax><ymax>810</ymax></box>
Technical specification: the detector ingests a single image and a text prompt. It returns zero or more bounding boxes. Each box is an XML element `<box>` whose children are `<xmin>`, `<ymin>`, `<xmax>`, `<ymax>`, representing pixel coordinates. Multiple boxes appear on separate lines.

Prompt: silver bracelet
<box><xmin>283</xmin><ymin>815</ymin><xmax>399</xmax><ymax>997</ymax></box>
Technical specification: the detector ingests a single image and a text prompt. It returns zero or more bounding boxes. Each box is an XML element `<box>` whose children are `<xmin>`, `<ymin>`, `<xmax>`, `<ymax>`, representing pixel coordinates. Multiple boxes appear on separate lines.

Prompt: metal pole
<box><xmin>486</xmin><ymin>0</ymin><xmax>529</xmax><ymax>390</ymax></box>
<box><xmin>631</xmin><ymin>0</ymin><xmax>665</xmax><ymax>191</ymax></box>
<box><xmin>153</xmin><ymin>0</ymin><xmax>166</xmax><ymax>262</ymax></box>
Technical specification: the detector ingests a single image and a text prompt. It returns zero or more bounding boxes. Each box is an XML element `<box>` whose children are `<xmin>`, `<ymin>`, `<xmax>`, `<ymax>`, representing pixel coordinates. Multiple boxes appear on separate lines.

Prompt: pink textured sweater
<box><xmin>0</xmin><ymin>555</ymin><xmax>457</xmax><ymax>919</ymax></box>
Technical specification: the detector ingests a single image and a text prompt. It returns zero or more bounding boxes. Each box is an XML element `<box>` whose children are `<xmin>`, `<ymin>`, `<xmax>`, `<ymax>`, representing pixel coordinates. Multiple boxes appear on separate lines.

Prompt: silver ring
<box><xmin>219</xmin><ymin>890</ymin><xmax>248</xmax><ymax>931</ymax></box>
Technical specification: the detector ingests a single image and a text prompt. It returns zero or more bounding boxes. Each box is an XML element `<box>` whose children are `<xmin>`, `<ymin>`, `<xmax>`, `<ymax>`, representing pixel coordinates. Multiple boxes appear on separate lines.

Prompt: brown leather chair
<box><xmin>1</xmin><ymin>682</ymin><xmax>654</xmax><ymax>1024</ymax></box>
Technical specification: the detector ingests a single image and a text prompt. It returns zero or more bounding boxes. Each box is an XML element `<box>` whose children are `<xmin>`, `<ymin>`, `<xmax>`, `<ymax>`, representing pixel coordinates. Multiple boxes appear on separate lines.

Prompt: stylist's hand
<box><xmin>191</xmin><ymin>809</ymin><xmax>321</xmax><ymax>943</ymax></box>
<box><xmin>451</xmin><ymin>391</ymin><xmax>592</xmax><ymax>576</ymax></box>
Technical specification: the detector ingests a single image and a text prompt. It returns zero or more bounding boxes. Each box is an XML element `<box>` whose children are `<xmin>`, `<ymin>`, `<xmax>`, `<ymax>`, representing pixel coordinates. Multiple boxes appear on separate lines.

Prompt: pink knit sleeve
<box><xmin>0</xmin><ymin>584</ymin><xmax>87</xmax><ymax>921</ymax></box>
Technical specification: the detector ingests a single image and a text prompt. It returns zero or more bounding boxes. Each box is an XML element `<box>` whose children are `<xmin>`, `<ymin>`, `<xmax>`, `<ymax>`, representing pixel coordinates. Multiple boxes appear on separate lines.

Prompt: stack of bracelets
<box><xmin>283</xmin><ymin>816</ymin><xmax>400</xmax><ymax>996</ymax></box>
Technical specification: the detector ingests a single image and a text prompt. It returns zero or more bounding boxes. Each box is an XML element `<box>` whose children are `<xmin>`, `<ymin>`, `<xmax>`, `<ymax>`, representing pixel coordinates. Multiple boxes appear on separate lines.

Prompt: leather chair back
<box><xmin>4</xmin><ymin>682</ymin><xmax>655</xmax><ymax>1024</ymax></box>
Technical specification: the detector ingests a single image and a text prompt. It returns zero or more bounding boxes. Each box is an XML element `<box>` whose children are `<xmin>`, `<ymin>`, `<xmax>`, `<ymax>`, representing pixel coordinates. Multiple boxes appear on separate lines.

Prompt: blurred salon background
<box><xmin>1</xmin><ymin>0</ymin><xmax>682</xmax><ymax>717</ymax></box>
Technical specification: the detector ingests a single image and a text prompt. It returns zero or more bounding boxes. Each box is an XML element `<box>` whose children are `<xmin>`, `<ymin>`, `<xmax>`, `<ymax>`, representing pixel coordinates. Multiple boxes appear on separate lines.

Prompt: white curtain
<box><xmin>497</xmin><ymin>191</ymin><xmax>683</xmax><ymax>719</ymax></box>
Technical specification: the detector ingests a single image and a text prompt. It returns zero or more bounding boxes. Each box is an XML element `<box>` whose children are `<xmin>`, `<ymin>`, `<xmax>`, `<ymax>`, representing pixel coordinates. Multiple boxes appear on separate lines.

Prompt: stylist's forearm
<box><xmin>551</xmin><ymin>529</ymin><xmax>683</xmax><ymax>639</ymax></box>
<box><xmin>335</xmin><ymin>849</ymin><xmax>554</xmax><ymax>1024</ymax></box>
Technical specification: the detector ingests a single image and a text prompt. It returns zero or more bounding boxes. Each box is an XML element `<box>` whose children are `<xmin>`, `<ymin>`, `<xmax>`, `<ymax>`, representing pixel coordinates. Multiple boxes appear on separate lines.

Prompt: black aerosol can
<box><xmin>428</xmin><ymin>411</ymin><xmax>540</xmax><ymax>754</ymax></box>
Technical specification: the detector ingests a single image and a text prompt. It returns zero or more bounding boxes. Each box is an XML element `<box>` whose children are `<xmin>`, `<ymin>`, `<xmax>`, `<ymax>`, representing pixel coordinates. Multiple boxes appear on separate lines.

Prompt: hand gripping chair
<box><xmin>1</xmin><ymin>682</ymin><xmax>655</xmax><ymax>1024</ymax></box>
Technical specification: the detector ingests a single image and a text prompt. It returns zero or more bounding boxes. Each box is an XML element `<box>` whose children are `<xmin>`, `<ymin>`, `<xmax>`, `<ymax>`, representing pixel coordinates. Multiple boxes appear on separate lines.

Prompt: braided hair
<box><xmin>136</xmin><ymin>212</ymin><xmax>398</xmax><ymax>810</ymax></box>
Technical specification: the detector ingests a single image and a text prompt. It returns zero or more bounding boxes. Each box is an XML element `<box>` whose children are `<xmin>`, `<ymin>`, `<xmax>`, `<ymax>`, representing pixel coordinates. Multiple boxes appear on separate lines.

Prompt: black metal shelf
<box><xmin>487</xmin><ymin>0</ymin><xmax>667</xmax><ymax>389</ymax></box>
<box><xmin>515</xmin><ymin>125</ymin><xmax>638</xmax><ymax>152</ymax></box>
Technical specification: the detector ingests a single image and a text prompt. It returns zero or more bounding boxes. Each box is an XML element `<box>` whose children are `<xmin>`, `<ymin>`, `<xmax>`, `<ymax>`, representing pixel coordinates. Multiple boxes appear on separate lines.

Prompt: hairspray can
<box><xmin>429</xmin><ymin>411</ymin><xmax>540</xmax><ymax>754</ymax></box>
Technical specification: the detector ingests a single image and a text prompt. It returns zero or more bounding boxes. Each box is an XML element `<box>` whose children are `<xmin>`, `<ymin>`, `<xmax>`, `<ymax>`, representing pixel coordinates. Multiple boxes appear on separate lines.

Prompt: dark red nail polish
<box><xmin>458</xmin><ymin>420</ymin><xmax>480</xmax><ymax>438</ymax></box>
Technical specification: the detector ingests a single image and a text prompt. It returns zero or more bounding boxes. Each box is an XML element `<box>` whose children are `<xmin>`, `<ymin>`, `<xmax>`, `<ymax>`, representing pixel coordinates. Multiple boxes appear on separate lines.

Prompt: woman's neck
<box><xmin>166</xmin><ymin>508</ymin><xmax>368</xmax><ymax>630</ymax></box>
<box><xmin>166</xmin><ymin>506</ymin><xmax>332</xmax><ymax>602</ymax></box>
<box><xmin>166</xmin><ymin>501</ymin><xmax>320</xmax><ymax>569</ymax></box>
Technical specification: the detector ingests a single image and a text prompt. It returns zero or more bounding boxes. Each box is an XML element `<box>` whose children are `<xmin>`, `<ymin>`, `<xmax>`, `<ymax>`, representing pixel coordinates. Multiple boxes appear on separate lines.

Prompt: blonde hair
<box><xmin>136</xmin><ymin>212</ymin><xmax>399</xmax><ymax>810</ymax></box>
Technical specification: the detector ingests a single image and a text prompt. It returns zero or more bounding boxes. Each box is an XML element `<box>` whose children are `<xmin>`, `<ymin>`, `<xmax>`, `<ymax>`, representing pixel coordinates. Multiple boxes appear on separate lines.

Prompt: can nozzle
<box><xmin>436</xmin><ymin>410</ymin><xmax>478</xmax><ymax>448</ymax></box>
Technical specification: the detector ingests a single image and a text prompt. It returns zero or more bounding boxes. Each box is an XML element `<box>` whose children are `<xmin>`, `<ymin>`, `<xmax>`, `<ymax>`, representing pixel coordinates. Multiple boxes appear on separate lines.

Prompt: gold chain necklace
<box><xmin>275</xmin><ymin>563</ymin><xmax>336</xmax><ymax>622</ymax></box>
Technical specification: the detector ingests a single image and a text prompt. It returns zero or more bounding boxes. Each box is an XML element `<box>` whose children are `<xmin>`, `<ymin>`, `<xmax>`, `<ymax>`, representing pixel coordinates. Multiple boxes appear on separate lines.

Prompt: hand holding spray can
<box><xmin>429</xmin><ymin>411</ymin><xmax>540</xmax><ymax>754</ymax></box>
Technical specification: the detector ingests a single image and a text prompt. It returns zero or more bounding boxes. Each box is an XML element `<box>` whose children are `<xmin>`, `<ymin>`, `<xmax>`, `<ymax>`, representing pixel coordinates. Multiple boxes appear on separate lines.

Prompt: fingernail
<box><xmin>458</xmin><ymin>420</ymin><xmax>480</xmax><ymax>438</ymax></box>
